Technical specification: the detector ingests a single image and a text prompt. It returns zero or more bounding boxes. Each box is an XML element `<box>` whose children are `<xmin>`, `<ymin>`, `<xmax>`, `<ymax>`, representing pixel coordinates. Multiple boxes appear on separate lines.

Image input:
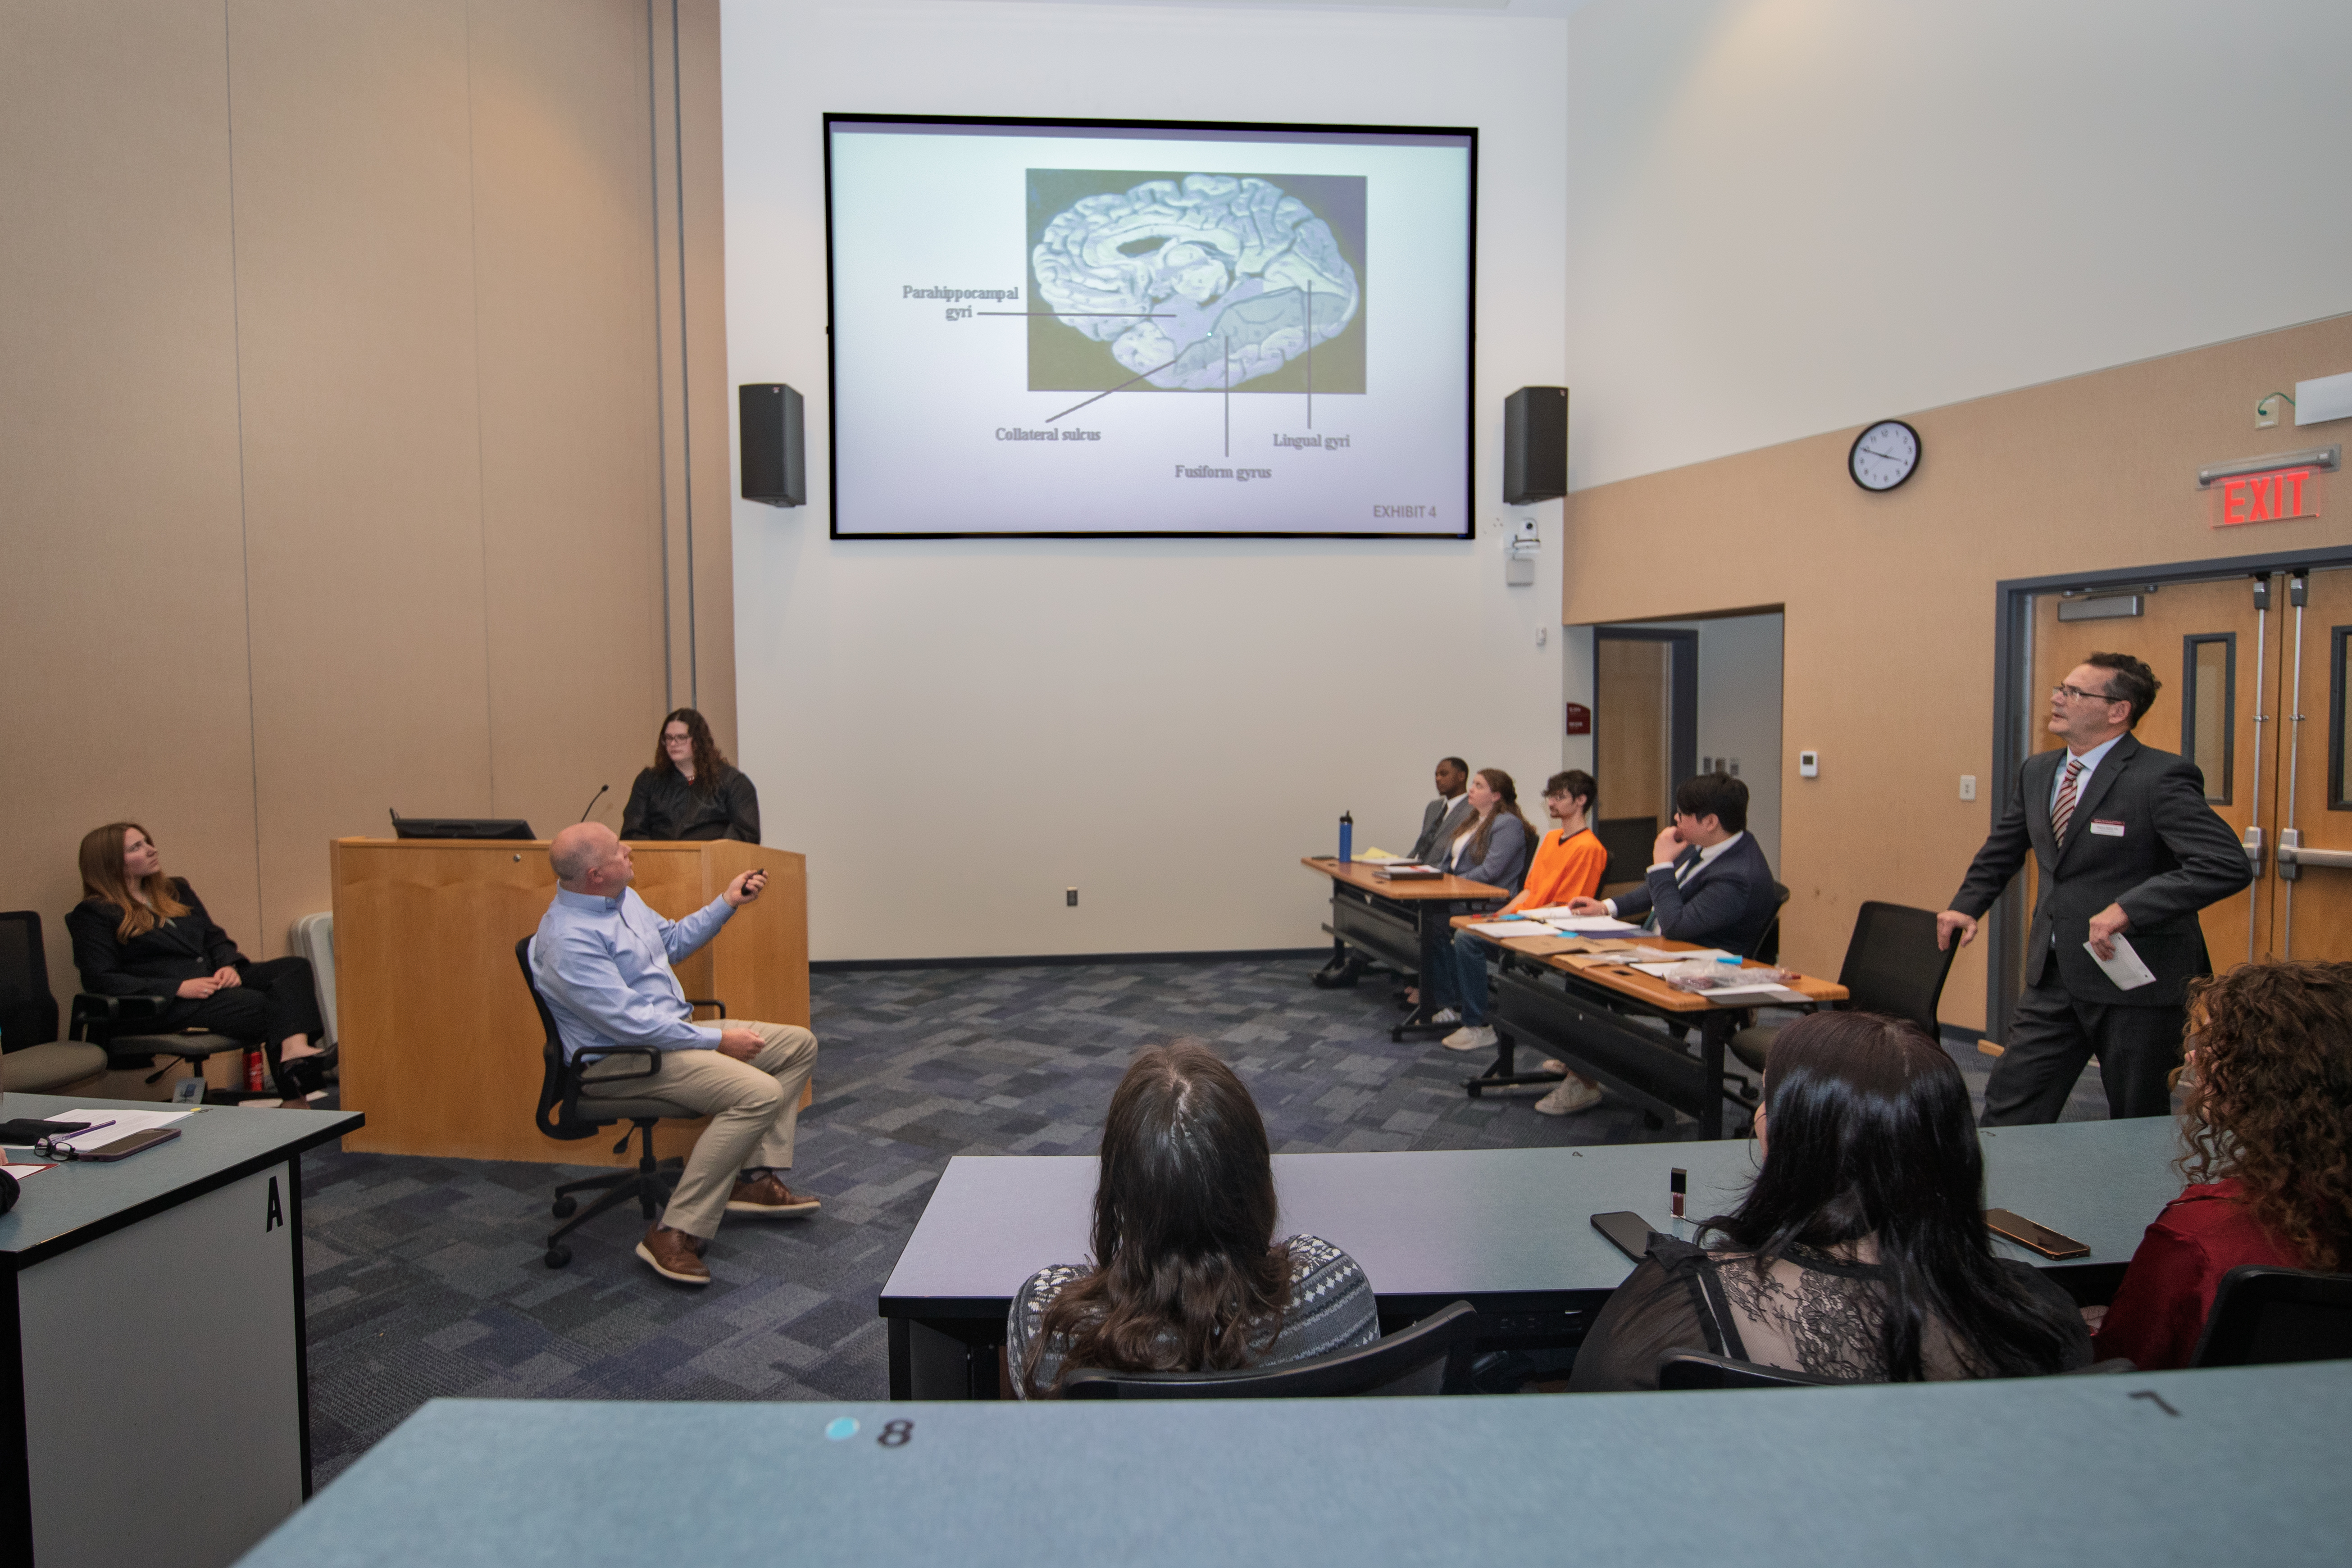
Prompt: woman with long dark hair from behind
<box><xmin>619</xmin><ymin>707</ymin><xmax>761</xmax><ymax>842</ymax></box>
<box><xmin>2092</xmin><ymin>960</ymin><xmax>2352</xmax><ymax>1369</ymax></box>
<box><xmin>1568</xmin><ymin>1010</ymin><xmax>2090</xmax><ymax>1389</ymax></box>
<box><xmin>1008</xmin><ymin>1042</ymin><xmax>1379</xmax><ymax>1397</ymax></box>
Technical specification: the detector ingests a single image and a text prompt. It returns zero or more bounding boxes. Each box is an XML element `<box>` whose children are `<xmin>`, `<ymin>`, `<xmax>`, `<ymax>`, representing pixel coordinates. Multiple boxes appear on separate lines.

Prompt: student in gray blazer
<box><xmin>1939</xmin><ymin>653</ymin><xmax>2252</xmax><ymax>1123</ymax></box>
<box><xmin>1421</xmin><ymin>768</ymin><xmax>1533</xmax><ymax>1026</ymax></box>
<box><xmin>1410</xmin><ymin>757</ymin><xmax>1472</xmax><ymax>864</ymax></box>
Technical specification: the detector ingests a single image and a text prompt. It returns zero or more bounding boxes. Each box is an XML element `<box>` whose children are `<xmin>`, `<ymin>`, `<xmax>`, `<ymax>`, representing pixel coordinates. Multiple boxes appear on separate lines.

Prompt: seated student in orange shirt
<box><xmin>1439</xmin><ymin>772</ymin><xmax>1612</xmax><ymax>1115</ymax></box>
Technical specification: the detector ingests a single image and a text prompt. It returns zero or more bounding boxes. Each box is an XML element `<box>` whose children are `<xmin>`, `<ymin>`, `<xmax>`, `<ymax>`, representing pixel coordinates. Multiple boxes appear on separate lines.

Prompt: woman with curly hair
<box><xmin>2093</xmin><ymin>960</ymin><xmax>2352</xmax><ymax>1370</ymax></box>
<box><xmin>1006</xmin><ymin>1042</ymin><xmax>1379</xmax><ymax>1397</ymax></box>
<box><xmin>619</xmin><ymin>708</ymin><xmax>760</xmax><ymax>842</ymax></box>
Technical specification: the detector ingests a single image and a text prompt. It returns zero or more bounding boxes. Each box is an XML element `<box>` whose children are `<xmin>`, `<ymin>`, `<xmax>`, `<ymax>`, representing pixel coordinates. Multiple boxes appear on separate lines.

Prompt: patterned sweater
<box><xmin>1006</xmin><ymin>1234</ymin><xmax>1380</xmax><ymax>1399</ymax></box>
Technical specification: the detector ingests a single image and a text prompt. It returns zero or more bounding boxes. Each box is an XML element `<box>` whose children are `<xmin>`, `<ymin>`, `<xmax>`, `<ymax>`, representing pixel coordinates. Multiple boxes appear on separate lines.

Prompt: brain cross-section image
<box><xmin>1028</xmin><ymin>171</ymin><xmax>1365</xmax><ymax>393</ymax></box>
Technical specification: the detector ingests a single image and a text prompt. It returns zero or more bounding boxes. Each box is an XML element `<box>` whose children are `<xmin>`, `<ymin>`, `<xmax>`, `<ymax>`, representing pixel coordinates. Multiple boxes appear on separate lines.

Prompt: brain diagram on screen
<box><xmin>1028</xmin><ymin>172</ymin><xmax>1364</xmax><ymax>394</ymax></box>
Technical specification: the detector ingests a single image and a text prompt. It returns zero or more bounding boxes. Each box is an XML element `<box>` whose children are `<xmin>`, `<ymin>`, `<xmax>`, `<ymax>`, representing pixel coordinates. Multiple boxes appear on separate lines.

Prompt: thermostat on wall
<box><xmin>1798</xmin><ymin>751</ymin><xmax>1820</xmax><ymax>778</ymax></box>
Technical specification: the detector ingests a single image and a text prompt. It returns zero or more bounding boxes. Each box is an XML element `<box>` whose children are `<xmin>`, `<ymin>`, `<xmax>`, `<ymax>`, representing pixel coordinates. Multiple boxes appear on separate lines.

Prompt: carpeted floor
<box><xmin>298</xmin><ymin>956</ymin><xmax>2106</xmax><ymax>1483</ymax></box>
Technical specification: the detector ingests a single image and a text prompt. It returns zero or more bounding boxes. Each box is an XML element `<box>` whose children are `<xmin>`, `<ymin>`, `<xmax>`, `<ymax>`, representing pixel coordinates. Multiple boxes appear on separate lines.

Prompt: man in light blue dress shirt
<box><xmin>534</xmin><ymin>823</ymin><xmax>820</xmax><ymax>1285</ymax></box>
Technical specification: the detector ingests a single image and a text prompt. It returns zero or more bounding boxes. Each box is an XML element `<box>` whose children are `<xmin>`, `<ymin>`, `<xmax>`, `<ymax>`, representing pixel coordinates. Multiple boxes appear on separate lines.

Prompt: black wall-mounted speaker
<box><xmin>739</xmin><ymin>383</ymin><xmax>805</xmax><ymax>508</ymax></box>
<box><xmin>1502</xmin><ymin>385</ymin><xmax>1569</xmax><ymax>505</ymax></box>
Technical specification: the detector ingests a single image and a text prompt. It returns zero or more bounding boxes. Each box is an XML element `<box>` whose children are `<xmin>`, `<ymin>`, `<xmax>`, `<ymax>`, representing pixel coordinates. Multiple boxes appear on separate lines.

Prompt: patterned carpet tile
<box><xmin>300</xmin><ymin>955</ymin><xmax>2099</xmax><ymax>1482</ymax></box>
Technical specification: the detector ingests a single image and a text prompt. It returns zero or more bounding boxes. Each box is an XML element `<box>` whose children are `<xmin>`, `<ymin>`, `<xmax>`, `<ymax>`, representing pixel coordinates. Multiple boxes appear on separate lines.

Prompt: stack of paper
<box><xmin>1535</xmin><ymin>915</ymin><xmax>1643</xmax><ymax>934</ymax></box>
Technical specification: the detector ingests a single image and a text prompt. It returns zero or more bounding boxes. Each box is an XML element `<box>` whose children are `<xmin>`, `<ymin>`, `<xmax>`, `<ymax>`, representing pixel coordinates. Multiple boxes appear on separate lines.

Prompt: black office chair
<box><xmin>2190</xmin><ymin>1265</ymin><xmax>2352</xmax><ymax>1368</ymax></box>
<box><xmin>1060</xmin><ymin>1300</ymin><xmax>1480</xmax><ymax>1399</ymax></box>
<box><xmin>0</xmin><ymin>912</ymin><xmax>109</xmax><ymax>1093</ymax></box>
<box><xmin>1747</xmin><ymin>881</ymin><xmax>1791</xmax><ymax>964</ymax></box>
<box><xmin>1656</xmin><ymin>1350</ymin><xmax>1850</xmax><ymax>1390</ymax></box>
<box><xmin>1729</xmin><ymin>901</ymin><xmax>1957</xmax><ymax>1075</ymax></box>
<box><xmin>1659</xmin><ymin>1349</ymin><xmax>2136</xmax><ymax>1389</ymax></box>
<box><xmin>517</xmin><ymin>936</ymin><xmax>699</xmax><ymax>1270</ymax></box>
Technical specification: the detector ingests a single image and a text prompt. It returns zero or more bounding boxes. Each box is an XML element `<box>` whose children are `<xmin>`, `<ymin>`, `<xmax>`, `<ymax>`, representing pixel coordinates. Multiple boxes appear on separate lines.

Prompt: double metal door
<box><xmin>2024</xmin><ymin>564</ymin><xmax>2352</xmax><ymax>973</ymax></box>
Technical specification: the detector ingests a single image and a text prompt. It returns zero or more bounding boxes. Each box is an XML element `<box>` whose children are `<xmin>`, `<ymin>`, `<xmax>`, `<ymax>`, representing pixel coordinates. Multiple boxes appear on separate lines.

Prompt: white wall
<box><xmin>723</xmin><ymin>0</ymin><xmax>1569</xmax><ymax>959</ymax></box>
<box><xmin>1565</xmin><ymin>0</ymin><xmax>2352</xmax><ymax>490</ymax></box>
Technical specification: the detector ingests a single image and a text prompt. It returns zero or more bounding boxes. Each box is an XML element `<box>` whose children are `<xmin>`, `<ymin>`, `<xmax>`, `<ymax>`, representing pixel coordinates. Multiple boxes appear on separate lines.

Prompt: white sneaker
<box><xmin>1428</xmin><ymin>1008</ymin><xmax>1461</xmax><ymax>1026</ymax></box>
<box><xmin>1533</xmin><ymin>1076</ymin><xmax>1604</xmax><ymax>1116</ymax></box>
<box><xmin>1442</xmin><ymin>1025</ymin><xmax>1498</xmax><ymax>1052</ymax></box>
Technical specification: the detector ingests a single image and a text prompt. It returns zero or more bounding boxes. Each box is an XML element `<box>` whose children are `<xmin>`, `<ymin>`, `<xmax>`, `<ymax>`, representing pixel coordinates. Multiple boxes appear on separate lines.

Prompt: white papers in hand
<box><xmin>1465</xmin><ymin>920</ymin><xmax>1549</xmax><ymax>939</ymax></box>
<box><xmin>55</xmin><ymin>1107</ymin><xmax>193</xmax><ymax>1152</ymax></box>
<box><xmin>1536</xmin><ymin>915</ymin><xmax>1642</xmax><ymax>933</ymax></box>
<box><xmin>2084</xmin><ymin>934</ymin><xmax>2158</xmax><ymax>991</ymax></box>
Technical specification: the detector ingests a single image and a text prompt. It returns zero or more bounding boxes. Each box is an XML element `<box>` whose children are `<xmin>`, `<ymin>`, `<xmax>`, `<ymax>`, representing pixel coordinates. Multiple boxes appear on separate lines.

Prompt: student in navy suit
<box><xmin>1567</xmin><ymin>772</ymin><xmax>1780</xmax><ymax>958</ymax></box>
<box><xmin>1938</xmin><ymin>653</ymin><xmax>2251</xmax><ymax>1123</ymax></box>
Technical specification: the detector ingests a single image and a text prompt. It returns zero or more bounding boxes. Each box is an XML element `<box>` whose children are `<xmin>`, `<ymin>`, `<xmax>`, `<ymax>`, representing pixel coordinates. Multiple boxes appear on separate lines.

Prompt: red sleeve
<box><xmin>2092</xmin><ymin>1213</ymin><xmax>2218</xmax><ymax>1372</ymax></box>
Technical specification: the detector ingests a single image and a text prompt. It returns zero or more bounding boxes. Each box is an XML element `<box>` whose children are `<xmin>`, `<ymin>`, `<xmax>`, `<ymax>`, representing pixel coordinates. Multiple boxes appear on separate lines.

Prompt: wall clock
<box><xmin>1848</xmin><ymin>419</ymin><xmax>1921</xmax><ymax>492</ymax></box>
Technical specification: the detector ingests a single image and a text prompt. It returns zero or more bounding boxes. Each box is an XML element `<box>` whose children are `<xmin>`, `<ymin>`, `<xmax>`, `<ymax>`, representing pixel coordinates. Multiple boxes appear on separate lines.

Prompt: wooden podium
<box><xmin>330</xmin><ymin>837</ymin><xmax>809</xmax><ymax>1164</ymax></box>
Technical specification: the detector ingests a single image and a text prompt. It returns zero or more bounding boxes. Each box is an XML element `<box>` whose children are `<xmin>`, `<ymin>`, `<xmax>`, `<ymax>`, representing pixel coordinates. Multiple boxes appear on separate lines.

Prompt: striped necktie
<box><xmin>2052</xmin><ymin>757</ymin><xmax>2084</xmax><ymax>843</ymax></box>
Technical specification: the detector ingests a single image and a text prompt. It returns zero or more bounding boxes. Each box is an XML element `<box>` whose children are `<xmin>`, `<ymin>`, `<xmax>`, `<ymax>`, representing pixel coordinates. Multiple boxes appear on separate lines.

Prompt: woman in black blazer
<box><xmin>67</xmin><ymin>822</ymin><xmax>331</xmax><ymax>1099</ymax></box>
<box><xmin>619</xmin><ymin>707</ymin><xmax>761</xmax><ymax>841</ymax></box>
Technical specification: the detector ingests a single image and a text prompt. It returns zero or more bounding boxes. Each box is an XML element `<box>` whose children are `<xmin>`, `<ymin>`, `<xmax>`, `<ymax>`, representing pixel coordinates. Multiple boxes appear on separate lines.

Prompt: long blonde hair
<box><xmin>78</xmin><ymin>822</ymin><xmax>189</xmax><ymax>940</ymax></box>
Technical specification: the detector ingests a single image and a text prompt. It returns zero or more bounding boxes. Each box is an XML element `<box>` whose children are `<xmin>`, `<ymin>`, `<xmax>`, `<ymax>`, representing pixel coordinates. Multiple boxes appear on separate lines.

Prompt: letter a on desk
<box><xmin>266</xmin><ymin>1175</ymin><xmax>283</xmax><ymax>1232</ymax></box>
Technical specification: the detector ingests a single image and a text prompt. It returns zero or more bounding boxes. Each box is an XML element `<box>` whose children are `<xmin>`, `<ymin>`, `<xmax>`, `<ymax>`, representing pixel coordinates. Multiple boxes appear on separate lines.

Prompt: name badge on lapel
<box><xmin>2089</xmin><ymin>819</ymin><xmax>2125</xmax><ymax>838</ymax></box>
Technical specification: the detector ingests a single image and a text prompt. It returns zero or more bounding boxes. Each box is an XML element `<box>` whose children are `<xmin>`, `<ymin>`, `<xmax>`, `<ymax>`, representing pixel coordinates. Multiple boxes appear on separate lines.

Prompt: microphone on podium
<box><xmin>577</xmin><ymin>784</ymin><xmax>610</xmax><ymax>823</ymax></box>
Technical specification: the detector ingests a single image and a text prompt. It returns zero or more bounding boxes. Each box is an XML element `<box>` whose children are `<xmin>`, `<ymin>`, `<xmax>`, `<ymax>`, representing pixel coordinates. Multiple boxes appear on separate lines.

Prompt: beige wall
<box><xmin>0</xmin><ymin>0</ymin><xmax>732</xmax><ymax>1006</ymax></box>
<box><xmin>1563</xmin><ymin>314</ymin><xmax>2352</xmax><ymax>1031</ymax></box>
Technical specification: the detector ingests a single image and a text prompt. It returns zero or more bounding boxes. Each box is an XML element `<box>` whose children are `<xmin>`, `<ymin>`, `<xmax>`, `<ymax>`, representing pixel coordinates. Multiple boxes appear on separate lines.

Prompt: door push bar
<box><xmin>2277</xmin><ymin>828</ymin><xmax>2352</xmax><ymax>877</ymax></box>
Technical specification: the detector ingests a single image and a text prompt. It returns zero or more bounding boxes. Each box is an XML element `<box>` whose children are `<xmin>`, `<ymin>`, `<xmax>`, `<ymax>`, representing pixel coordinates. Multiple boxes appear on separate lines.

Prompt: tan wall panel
<box><xmin>468</xmin><ymin>0</ymin><xmax>672</xmax><ymax>835</ymax></box>
<box><xmin>1564</xmin><ymin>314</ymin><xmax>2352</xmax><ymax>1031</ymax></box>
<box><xmin>678</xmin><ymin>0</ymin><xmax>736</xmax><ymax>755</ymax></box>
<box><xmin>0</xmin><ymin>0</ymin><xmax>261</xmax><ymax>1000</ymax></box>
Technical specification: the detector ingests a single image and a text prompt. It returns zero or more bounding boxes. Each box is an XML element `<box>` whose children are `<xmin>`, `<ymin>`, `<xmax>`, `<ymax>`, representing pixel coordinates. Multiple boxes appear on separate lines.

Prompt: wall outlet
<box><xmin>1960</xmin><ymin>774</ymin><xmax>1978</xmax><ymax>801</ymax></box>
<box><xmin>1065</xmin><ymin>887</ymin><xmax>1078</xmax><ymax>907</ymax></box>
<box><xmin>1798</xmin><ymin>750</ymin><xmax>1820</xmax><ymax>778</ymax></box>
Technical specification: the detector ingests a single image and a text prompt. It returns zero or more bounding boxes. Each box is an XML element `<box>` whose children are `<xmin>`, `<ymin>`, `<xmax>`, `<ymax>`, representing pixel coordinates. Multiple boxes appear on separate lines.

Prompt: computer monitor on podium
<box><xmin>389</xmin><ymin>810</ymin><xmax>534</xmax><ymax>841</ymax></box>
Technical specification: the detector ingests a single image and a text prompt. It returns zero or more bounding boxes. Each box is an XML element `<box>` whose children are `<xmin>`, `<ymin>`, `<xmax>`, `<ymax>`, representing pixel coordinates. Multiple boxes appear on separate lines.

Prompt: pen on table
<box><xmin>64</xmin><ymin>1119</ymin><xmax>115</xmax><ymax>1143</ymax></box>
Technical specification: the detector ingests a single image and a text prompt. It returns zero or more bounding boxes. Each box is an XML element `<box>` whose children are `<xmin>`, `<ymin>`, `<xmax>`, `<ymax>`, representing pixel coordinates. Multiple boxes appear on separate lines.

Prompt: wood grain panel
<box><xmin>334</xmin><ymin>838</ymin><xmax>808</xmax><ymax>1164</ymax></box>
<box><xmin>230</xmin><ymin>0</ymin><xmax>494</xmax><ymax>953</ymax></box>
<box><xmin>0</xmin><ymin>0</ymin><xmax>261</xmax><ymax>999</ymax></box>
<box><xmin>468</xmin><ymin>0</ymin><xmax>672</xmax><ymax>838</ymax></box>
<box><xmin>1564</xmin><ymin>312</ymin><xmax>2352</xmax><ymax>1029</ymax></box>
<box><xmin>1597</xmin><ymin>637</ymin><xmax>1670</xmax><ymax>825</ymax></box>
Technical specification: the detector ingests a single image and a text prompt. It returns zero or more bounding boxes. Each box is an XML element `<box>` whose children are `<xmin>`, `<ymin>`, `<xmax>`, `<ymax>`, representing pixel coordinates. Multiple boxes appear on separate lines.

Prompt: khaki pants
<box><xmin>579</xmin><ymin>1022</ymin><xmax>818</xmax><ymax>1240</ymax></box>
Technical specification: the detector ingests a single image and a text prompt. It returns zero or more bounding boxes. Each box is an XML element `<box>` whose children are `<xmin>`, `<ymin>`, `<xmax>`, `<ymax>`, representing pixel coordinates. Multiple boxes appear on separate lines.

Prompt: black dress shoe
<box><xmin>272</xmin><ymin>1054</ymin><xmax>328</xmax><ymax>1100</ymax></box>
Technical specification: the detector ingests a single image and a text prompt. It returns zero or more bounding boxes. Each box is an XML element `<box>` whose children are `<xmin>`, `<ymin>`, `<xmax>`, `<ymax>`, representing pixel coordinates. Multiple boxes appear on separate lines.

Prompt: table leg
<box><xmin>1698</xmin><ymin>1012</ymin><xmax>1732</xmax><ymax>1140</ymax></box>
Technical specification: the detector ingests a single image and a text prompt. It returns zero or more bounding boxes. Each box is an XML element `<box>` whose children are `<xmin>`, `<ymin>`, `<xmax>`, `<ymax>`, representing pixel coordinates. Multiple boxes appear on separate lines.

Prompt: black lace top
<box><xmin>1567</xmin><ymin>1236</ymin><xmax>2091</xmax><ymax>1391</ymax></box>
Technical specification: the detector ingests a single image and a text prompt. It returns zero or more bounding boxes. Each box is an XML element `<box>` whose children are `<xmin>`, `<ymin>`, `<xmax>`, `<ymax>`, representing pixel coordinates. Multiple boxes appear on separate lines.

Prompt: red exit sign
<box><xmin>2214</xmin><ymin>468</ymin><xmax>2323</xmax><ymax>527</ymax></box>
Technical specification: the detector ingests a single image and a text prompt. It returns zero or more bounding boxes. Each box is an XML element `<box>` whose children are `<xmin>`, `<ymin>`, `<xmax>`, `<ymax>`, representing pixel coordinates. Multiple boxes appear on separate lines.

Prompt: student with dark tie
<box><xmin>1409</xmin><ymin>756</ymin><xmax>1472</xmax><ymax>865</ymax></box>
<box><xmin>1936</xmin><ymin>653</ymin><xmax>2251</xmax><ymax>1123</ymax></box>
<box><xmin>1565</xmin><ymin>771</ymin><xmax>1778</xmax><ymax>957</ymax></box>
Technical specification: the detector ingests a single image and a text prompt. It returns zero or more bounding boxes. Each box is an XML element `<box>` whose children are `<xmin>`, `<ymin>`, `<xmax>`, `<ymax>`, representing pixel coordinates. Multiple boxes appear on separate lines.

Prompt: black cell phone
<box><xmin>77</xmin><ymin>1127</ymin><xmax>181</xmax><ymax>1162</ymax></box>
<box><xmin>1984</xmin><ymin>1207</ymin><xmax>2089</xmax><ymax>1260</ymax></box>
<box><xmin>1591</xmin><ymin>1210</ymin><xmax>1661</xmax><ymax>1263</ymax></box>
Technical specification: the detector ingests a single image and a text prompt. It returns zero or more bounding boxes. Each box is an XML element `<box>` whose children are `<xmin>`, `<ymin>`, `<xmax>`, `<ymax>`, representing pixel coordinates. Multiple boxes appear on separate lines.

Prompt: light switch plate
<box><xmin>1798</xmin><ymin>751</ymin><xmax>1820</xmax><ymax>778</ymax></box>
<box><xmin>1961</xmin><ymin>774</ymin><xmax>1978</xmax><ymax>801</ymax></box>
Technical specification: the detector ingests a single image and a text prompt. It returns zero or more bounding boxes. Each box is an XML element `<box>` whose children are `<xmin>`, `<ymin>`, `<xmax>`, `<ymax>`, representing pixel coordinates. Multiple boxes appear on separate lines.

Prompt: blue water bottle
<box><xmin>1338</xmin><ymin>811</ymin><xmax>1354</xmax><ymax>864</ymax></box>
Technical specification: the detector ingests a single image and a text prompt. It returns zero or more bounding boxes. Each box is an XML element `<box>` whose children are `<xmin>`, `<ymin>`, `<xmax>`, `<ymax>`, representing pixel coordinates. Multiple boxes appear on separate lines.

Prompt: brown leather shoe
<box><xmin>635</xmin><ymin>1224</ymin><xmax>711</xmax><ymax>1284</ymax></box>
<box><xmin>725</xmin><ymin>1173</ymin><xmax>821</xmax><ymax>1218</ymax></box>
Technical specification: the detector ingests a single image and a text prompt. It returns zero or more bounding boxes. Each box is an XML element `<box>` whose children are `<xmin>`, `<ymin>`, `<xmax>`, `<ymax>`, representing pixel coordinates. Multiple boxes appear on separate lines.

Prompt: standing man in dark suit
<box><xmin>1567</xmin><ymin>772</ymin><xmax>1780</xmax><ymax>957</ymax></box>
<box><xmin>1410</xmin><ymin>757</ymin><xmax>1473</xmax><ymax>864</ymax></box>
<box><xmin>1938</xmin><ymin>652</ymin><xmax>2252</xmax><ymax>1123</ymax></box>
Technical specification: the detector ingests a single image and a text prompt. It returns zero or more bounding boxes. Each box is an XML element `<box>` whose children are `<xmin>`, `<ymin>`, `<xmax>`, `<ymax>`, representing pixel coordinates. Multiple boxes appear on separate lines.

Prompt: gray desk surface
<box><xmin>238</xmin><ymin>1361</ymin><xmax>2347</xmax><ymax>1567</ymax></box>
<box><xmin>880</xmin><ymin>1118</ymin><xmax>2185</xmax><ymax>1311</ymax></box>
<box><xmin>0</xmin><ymin>1091</ymin><xmax>361</xmax><ymax>1266</ymax></box>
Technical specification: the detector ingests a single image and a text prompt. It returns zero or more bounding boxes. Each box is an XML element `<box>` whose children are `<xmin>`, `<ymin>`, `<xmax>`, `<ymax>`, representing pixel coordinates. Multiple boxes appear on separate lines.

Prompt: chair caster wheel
<box><xmin>552</xmin><ymin>1195</ymin><xmax>577</xmax><ymax>1218</ymax></box>
<box><xmin>544</xmin><ymin>1245</ymin><xmax>571</xmax><ymax>1269</ymax></box>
